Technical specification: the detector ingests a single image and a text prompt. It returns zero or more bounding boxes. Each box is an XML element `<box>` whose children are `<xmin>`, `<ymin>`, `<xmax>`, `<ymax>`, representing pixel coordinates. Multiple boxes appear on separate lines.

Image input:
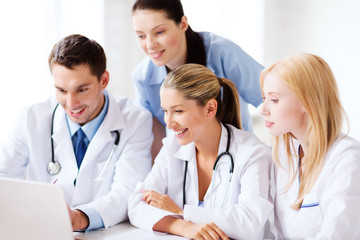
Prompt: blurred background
<box><xmin>0</xmin><ymin>0</ymin><xmax>359</xmax><ymax>146</ymax></box>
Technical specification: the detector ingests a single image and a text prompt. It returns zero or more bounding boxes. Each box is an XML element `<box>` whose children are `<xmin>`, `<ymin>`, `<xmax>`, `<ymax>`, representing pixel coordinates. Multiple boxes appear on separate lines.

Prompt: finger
<box><xmin>142</xmin><ymin>191</ymin><xmax>152</xmax><ymax>203</ymax></box>
<box><xmin>143</xmin><ymin>190</ymin><xmax>158</xmax><ymax>203</ymax></box>
<box><xmin>149</xmin><ymin>190</ymin><xmax>161</xmax><ymax>198</ymax></box>
<box><xmin>145</xmin><ymin>191</ymin><xmax>161</xmax><ymax>204</ymax></box>
<box><xmin>148</xmin><ymin>200</ymin><xmax>160</xmax><ymax>209</ymax></box>
<box><xmin>142</xmin><ymin>190</ymin><xmax>150</xmax><ymax>201</ymax></box>
<box><xmin>144</xmin><ymin>195</ymin><xmax>153</xmax><ymax>204</ymax></box>
<box><xmin>209</xmin><ymin>223</ymin><xmax>228</xmax><ymax>240</ymax></box>
<box><xmin>199</xmin><ymin>226</ymin><xmax>214</xmax><ymax>240</ymax></box>
<box><xmin>193</xmin><ymin>233</ymin><xmax>206</xmax><ymax>240</ymax></box>
<box><xmin>205</xmin><ymin>227</ymin><xmax>221</xmax><ymax>240</ymax></box>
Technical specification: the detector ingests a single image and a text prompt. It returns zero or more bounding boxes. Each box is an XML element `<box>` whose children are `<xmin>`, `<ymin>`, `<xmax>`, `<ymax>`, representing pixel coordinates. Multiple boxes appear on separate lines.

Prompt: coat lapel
<box><xmin>79</xmin><ymin>92</ymin><xmax>126</xmax><ymax>171</ymax></box>
<box><xmin>174</xmin><ymin>142</ymin><xmax>200</xmax><ymax>206</ymax></box>
<box><xmin>52</xmin><ymin>105</ymin><xmax>78</xmax><ymax>175</ymax></box>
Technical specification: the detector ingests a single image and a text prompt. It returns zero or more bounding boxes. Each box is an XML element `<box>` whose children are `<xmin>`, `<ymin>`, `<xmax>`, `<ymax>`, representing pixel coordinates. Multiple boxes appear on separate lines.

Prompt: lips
<box><xmin>264</xmin><ymin>120</ymin><xmax>274</xmax><ymax>128</ymax></box>
<box><xmin>69</xmin><ymin>106</ymin><xmax>85</xmax><ymax>117</ymax></box>
<box><xmin>149</xmin><ymin>49</ymin><xmax>165</xmax><ymax>59</ymax></box>
<box><xmin>174</xmin><ymin>128</ymin><xmax>188</xmax><ymax>138</ymax></box>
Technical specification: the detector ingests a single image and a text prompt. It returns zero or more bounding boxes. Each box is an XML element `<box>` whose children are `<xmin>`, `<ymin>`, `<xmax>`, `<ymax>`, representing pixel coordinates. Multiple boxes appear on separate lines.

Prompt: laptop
<box><xmin>0</xmin><ymin>177</ymin><xmax>74</xmax><ymax>240</ymax></box>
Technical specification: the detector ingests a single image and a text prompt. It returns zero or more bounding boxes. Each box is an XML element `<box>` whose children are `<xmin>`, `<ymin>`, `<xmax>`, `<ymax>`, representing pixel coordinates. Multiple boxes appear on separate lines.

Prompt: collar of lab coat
<box><xmin>173</xmin><ymin>141</ymin><xmax>196</xmax><ymax>163</ymax></box>
<box><xmin>98</xmin><ymin>90</ymin><xmax>126</xmax><ymax>133</ymax></box>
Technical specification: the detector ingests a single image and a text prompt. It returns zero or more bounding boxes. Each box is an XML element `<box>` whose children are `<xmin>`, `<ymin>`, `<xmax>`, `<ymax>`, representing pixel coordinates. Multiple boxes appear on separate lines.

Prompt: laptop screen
<box><xmin>0</xmin><ymin>177</ymin><xmax>74</xmax><ymax>240</ymax></box>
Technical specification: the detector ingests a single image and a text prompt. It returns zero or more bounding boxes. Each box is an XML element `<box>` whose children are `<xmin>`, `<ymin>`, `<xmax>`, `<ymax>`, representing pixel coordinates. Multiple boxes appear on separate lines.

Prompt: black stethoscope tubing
<box><xmin>47</xmin><ymin>103</ymin><xmax>120</xmax><ymax>175</ymax></box>
<box><xmin>48</xmin><ymin>103</ymin><xmax>61</xmax><ymax>175</ymax></box>
<box><xmin>183</xmin><ymin>124</ymin><xmax>234</xmax><ymax>206</ymax></box>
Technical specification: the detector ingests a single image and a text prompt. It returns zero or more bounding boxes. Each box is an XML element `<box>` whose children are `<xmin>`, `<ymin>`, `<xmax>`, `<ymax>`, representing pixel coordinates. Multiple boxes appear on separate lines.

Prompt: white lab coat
<box><xmin>273</xmin><ymin>135</ymin><xmax>360</xmax><ymax>239</ymax></box>
<box><xmin>128</xmin><ymin>124</ymin><xmax>273</xmax><ymax>240</ymax></box>
<box><xmin>0</xmin><ymin>90</ymin><xmax>153</xmax><ymax>228</ymax></box>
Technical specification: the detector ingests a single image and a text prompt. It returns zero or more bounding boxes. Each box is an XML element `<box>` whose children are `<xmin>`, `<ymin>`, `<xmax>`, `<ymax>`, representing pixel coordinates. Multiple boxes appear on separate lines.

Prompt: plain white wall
<box><xmin>102</xmin><ymin>0</ymin><xmax>144</xmax><ymax>100</ymax></box>
<box><xmin>0</xmin><ymin>0</ymin><xmax>106</xmax><ymax>145</ymax></box>
<box><xmin>263</xmin><ymin>0</ymin><xmax>360</xmax><ymax>140</ymax></box>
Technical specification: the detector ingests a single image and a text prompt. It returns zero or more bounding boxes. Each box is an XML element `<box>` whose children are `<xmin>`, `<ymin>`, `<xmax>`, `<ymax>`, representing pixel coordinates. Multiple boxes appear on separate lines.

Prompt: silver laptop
<box><xmin>0</xmin><ymin>177</ymin><xmax>74</xmax><ymax>240</ymax></box>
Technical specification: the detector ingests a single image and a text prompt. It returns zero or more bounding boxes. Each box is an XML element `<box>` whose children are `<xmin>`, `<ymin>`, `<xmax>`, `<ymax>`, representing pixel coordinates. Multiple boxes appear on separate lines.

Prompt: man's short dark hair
<box><xmin>48</xmin><ymin>34</ymin><xmax>106</xmax><ymax>80</ymax></box>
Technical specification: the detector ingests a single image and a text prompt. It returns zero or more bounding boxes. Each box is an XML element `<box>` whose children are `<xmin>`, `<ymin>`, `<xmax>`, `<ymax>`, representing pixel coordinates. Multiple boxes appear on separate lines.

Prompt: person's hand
<box><xmin>142</xmin><ymin>190</ymin><xmax>183</xmax><ymax>215</ymax></box>
<box><xmin>183</xmin><ymin>222</ymin><xmax>229</xmax><ymax>240</ymax></box>
<box><xmin>67</xmin><ymin>204</ymin><xmax>89</xmax><ymax>231</ymax></box>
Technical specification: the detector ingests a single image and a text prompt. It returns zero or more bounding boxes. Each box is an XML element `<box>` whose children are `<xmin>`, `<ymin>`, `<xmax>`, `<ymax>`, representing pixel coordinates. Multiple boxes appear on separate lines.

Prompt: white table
<box><xmin>73</xmin><ymin>221</ymin><xmax>187</xmax><ymax>240</ymax></box>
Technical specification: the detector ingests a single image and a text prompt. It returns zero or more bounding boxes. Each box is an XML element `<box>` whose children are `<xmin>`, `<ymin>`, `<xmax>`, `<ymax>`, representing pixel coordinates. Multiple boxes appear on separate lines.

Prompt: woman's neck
<box><xmin>195</xmin><ymin>121</ymin><xmax>222</xmax><ymax>201</ymax></box>
<box><xmin>195</xmin><ymin>122</ymin><xmax>222</xmax><ymax>162</ymax></box>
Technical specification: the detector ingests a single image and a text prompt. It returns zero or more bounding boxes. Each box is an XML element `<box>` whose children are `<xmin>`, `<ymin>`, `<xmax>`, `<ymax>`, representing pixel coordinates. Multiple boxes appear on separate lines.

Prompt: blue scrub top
<box><xmin>132</xmin><ymin>32</ymin><xmax>263</xmax><ymax>132</ymax></box>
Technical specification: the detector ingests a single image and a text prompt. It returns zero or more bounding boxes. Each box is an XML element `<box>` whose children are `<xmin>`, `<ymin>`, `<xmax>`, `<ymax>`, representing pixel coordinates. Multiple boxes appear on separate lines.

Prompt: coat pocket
<box><xmin>292</xmin><ymin>194</ymin><xmax>322</xmax><ymax>238</ymax></box>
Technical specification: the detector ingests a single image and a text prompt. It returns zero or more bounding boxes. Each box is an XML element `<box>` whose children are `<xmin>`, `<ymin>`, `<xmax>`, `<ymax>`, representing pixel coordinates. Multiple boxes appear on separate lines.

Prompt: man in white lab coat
<box><xmin>0</xmin><ymin>34</ymin><xmax>153</xmax><ymax>231</ymax></box>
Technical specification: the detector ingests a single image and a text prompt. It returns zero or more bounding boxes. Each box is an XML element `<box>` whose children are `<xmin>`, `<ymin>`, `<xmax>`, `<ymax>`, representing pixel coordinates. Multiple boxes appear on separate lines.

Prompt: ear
<box><xmin>99</xmin><ymin>70</ymin><xmax>110</xmax><ymax>89</ymax></box>
<box><xmin>180</xmin><ymin>16</ymin><xmax>189</xmax><ymax>31</ymax></box>
<box><xmin>205</xmin><ymin>99</ymin><xmax>218</xmax><ymax>119</ymax></box>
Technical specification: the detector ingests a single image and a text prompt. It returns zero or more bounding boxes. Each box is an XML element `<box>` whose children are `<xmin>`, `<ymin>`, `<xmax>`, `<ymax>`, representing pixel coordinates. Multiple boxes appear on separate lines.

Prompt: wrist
<box><xmin>73</xmin><ymin>209</ymin><xmax>89</xmax><ymax>231</ymax></box>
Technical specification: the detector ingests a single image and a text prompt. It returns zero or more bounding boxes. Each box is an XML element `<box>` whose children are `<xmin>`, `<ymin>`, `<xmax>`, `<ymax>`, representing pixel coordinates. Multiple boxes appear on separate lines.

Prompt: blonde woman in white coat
<box><xmin>261</xmin><ymin>53</ymin><xmax>360</xmax><ymax>239</ymax></box>
<box><xmin>128</xmin><ymin>64</ymin><xmax>273</xmax><ymax>240</ymax></box>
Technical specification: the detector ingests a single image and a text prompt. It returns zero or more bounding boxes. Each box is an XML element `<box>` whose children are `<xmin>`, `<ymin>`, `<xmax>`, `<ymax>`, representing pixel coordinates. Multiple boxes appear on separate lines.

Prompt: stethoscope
<box><xmin>47</xmin><ymin>103</ymin><xmax>120</xmax><ymax>177</ymax></box>
<box><xmin>183</xmin><ymin>124</ymin><xmax>234</xmax><ymax>207</ymax></box>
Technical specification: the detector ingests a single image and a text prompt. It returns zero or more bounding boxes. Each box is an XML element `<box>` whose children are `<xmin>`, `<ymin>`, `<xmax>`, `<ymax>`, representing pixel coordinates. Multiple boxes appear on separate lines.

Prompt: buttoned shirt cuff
<box><xmin>76</xmin><ymin>206</ymin><xmax>104</xmax><ymax>231</ymax></box>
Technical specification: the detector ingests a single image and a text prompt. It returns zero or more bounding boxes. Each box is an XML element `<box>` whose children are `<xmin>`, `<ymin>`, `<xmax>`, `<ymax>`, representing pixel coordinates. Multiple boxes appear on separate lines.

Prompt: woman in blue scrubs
<box><xmin>131</xmin><ymin>0</ymin><xmax>263</xmax><ymax>159</ymax></box>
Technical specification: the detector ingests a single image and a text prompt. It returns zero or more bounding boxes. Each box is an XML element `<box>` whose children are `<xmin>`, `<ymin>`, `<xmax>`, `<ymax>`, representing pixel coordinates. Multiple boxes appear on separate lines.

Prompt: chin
<box><xmin>269</xmin><ymin>129</ymin><xmax>285</xmax><ymax>137</ymax></box>
<box><xmin>176</xmin><ymin>138</ymin><xmax>191</xmax><ymax>146</ymax></box>
<box><xmin>152</xmin><ymin>60</ymin><xmax>166</xmax><ymax>67</ymax></box>
<box><xmin>70</xmin><ymin>117</ymin><xmax>86</xmax><ymax>125</ymax></box>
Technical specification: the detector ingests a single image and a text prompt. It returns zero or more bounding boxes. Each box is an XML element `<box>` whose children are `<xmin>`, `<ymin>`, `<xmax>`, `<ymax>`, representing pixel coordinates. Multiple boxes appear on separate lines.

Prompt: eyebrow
<box><xmin>171</xmin><ymin>103</ymin><xmax>187</xmax><ymax>108</ymax></box>
<box><xmin>264</xmin><ymin>91</ymin><xmax>280</xmax><ymax>96</ymax></box>
<box><xmin>161</xmin><ymin>104</ymin><xmax>185</xmax><ymax>109</ymax></box>
<box><xmin>54</xmin><ymin>83</ymin><xmax>90</xmax><ymax>91</ymax></box>
<box><xmin>135</xmin><ymin>24</ymin><xmax>167</xmax><ymax>33</ymax></box>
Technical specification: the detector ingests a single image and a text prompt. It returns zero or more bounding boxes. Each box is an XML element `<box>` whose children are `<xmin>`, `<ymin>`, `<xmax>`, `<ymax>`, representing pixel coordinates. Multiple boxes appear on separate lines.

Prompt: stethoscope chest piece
<box><xmin>47</xmin><ymin>160</ymin><xmax>61</xmax><ymax>175</ymax></box>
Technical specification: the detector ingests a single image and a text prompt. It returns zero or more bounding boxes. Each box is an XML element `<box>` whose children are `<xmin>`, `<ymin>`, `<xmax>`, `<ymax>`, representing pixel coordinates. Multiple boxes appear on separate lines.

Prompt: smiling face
<box><xmin>261</xmin><ymin>73</ymin><xmax>309</xmax><ymax>139</ymax></box>
<box><xmin>53</xmin><ymin>64</ymin><xmax>108</xmax><ymax>126</ymax></box>
<box><xmin>132</xmin><ymin>9</ymin><xmax>188</xmax><ymax>70</ymax></box>
<box><xmin>160</xmin><ymin>87</ymin><xmax>211</xmax><ymax>146</ymax></box>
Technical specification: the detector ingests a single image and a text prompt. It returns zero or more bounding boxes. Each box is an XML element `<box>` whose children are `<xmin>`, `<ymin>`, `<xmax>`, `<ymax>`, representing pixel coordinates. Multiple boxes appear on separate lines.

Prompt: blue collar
<box><xmin>66</xmin><ymin>91</ymin><xmax>109</xmax><ymax>142</ymax></box>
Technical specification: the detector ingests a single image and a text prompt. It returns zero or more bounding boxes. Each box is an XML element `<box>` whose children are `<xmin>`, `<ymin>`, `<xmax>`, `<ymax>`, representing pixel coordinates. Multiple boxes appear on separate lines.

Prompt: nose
<box><xmin>66</xmin><ymin>93</ymin><xmax>79</xmax><ymax>109</ymax></box>
<box><xmin>146</xmin><ymin>36</ymin><xmax>157</xmax><ymax>50</ymax></box>
<box><xmin>260</xmin><ymin>102</ymin><xmax>269</xmax><ymax>116</ymax></box>
<box><xmin>164</xmin><ymin>113</ymin><xmax>175</xmax><ymax>130</ymax></box>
